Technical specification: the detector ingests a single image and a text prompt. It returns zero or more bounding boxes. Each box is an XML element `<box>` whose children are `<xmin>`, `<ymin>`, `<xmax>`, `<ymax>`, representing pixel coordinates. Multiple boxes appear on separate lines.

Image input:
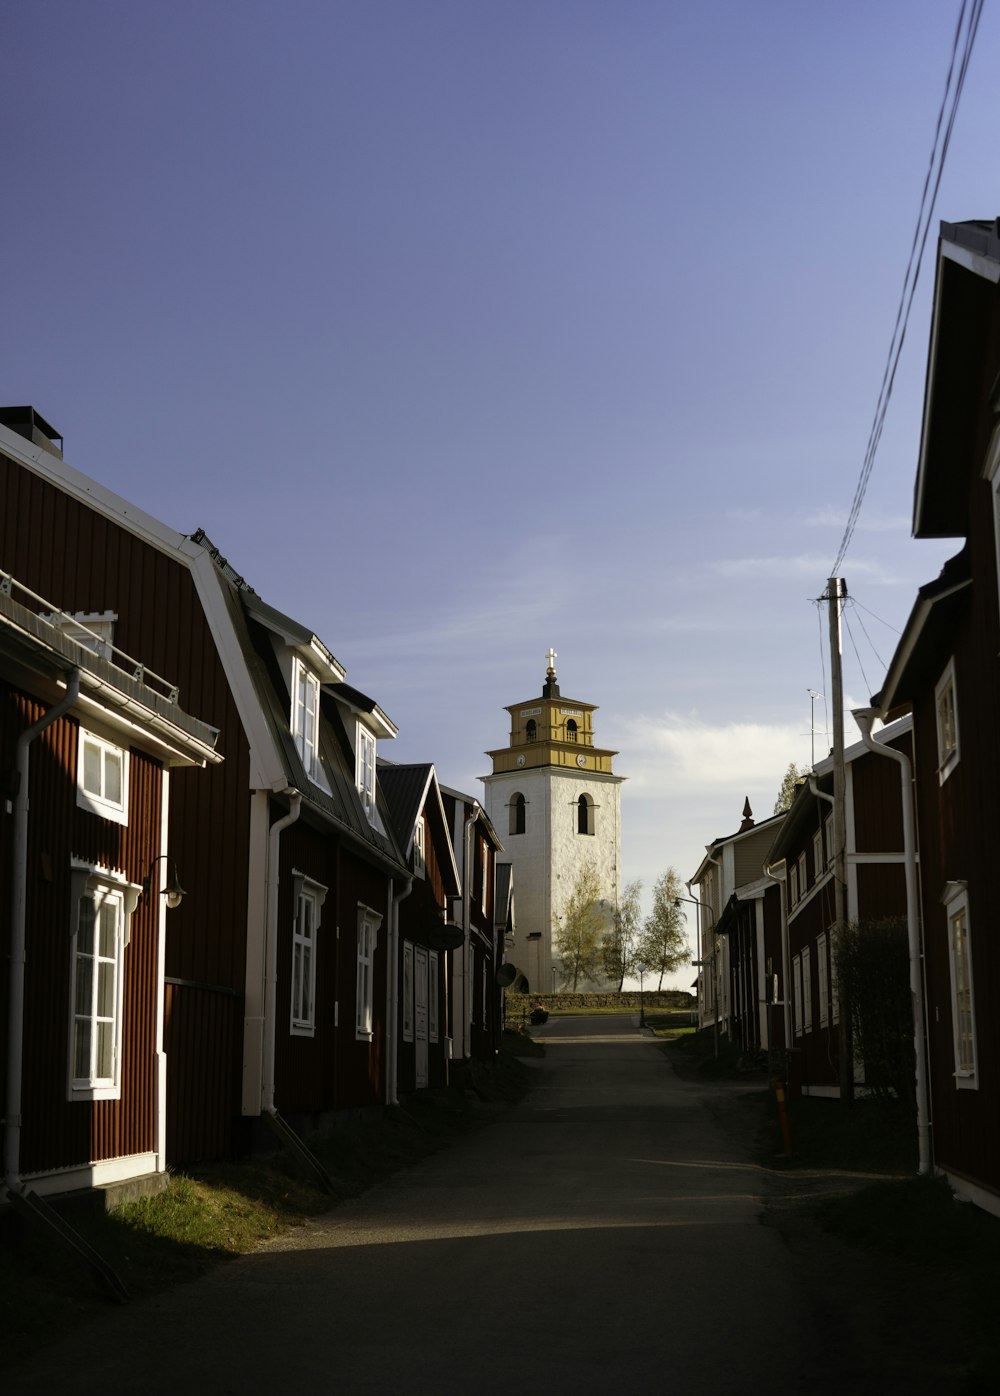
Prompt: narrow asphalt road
<box><xmin>7</xmin><ymin>1017</ymin><xmax>822</xmax><ymax>1395</ymax></box>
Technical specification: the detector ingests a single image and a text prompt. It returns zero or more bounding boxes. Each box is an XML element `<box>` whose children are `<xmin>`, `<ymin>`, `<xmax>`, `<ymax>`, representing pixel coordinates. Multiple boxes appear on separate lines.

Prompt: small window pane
<box><xmin>84</xmin><ymin>740</ymin><xmax>102</xmax><ymax>794</ymax></box>
<box><xmin>104</xmin><ymin>750</ymin><xmax>122</xmax><ymax>803</ymax></box>
<box><xmin>96</xmin><ymin>1021</ymin><xmax>114</xmax><ymax>1080</ymax></box>
<box><xmin>74</xmin><ymin>1020</ymin><xmax>92</xmax><ymax>1079</ymax></box>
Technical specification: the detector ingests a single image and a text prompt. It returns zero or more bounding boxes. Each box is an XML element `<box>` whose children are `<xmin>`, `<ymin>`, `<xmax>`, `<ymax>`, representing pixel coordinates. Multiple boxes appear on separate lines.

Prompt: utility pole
<box><xmin>827</xmin><ymin>577</ymin><xmax>853</xmax><ymax>1104</ymax></box>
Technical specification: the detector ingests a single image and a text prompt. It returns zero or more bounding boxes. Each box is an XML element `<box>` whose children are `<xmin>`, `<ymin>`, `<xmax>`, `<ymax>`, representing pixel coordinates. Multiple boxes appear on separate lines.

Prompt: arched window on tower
<box><xmin>566</xmin><ymin>719</ymin><xmax>578</xmax><ymax>742</ymax></box>
<box><xmin>525</xmin><ymin>719</ymin><xmax>537</xmax><ymax>742</ymax></box>
<box><xmin>577</xmin><ymin>793</ymin><xmax>595</xmax><ymax>836</ymax></box>
<box><xmin>509</xmin><ymin>792</ymin><xmax>526</xmax><ymax>836</ymax></box>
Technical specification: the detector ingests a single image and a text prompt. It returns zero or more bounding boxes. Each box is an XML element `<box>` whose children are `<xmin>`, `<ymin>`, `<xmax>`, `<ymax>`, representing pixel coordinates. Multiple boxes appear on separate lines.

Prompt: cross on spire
<box><xmin>546</xmin><ymin>647</ymin><xmax>557</xmax><ymax>675</ymax></box>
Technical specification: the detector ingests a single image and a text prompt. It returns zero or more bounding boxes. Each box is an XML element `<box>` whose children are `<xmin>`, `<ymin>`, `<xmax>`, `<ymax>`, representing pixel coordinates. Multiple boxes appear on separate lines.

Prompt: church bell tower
<box><xmin>482</xmin><ymin>651</ymin><xmax>625</xmax><ymax>995</ymax></box>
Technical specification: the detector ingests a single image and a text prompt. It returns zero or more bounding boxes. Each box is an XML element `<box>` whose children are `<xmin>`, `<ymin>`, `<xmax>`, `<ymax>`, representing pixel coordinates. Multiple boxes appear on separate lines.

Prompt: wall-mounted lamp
<box><xmin>142</xmin><ymin>855</ymin><xmax>186</xmax><ymax>910</ymax></box>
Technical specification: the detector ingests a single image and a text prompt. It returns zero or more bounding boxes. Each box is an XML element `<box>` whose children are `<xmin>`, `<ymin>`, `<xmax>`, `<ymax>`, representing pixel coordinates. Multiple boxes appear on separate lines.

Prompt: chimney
<box><xmin>0</xmin><ymin>406</ymin><xmax>63</xmax><ymax>460</ymax></box>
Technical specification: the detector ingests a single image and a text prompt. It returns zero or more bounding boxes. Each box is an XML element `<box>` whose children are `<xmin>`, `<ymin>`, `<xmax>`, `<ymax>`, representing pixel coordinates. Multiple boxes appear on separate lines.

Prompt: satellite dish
<box><xmin>496</xmin><ymin>963</ymin><xmax>517</xmax><ymax>988</ymax></box>
<box><xmin>423</xmin><ymin>922</ymin><xmax>464</xmax><ymax>952</ymax></box>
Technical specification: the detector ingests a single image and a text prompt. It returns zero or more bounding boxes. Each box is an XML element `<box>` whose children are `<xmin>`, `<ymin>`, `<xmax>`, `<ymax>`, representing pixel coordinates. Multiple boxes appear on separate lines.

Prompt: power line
<box><xmin>830</xmin><ymin>0</ymin><xmax>985</xmax><ymax>576</ymax></box>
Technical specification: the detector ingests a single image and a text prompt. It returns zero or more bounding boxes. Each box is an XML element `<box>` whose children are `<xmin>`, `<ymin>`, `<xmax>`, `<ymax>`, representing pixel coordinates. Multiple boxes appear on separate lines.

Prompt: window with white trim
<box><xmin>291</xmin><ymin>658</ymin><xmax>326</xmax><ymax>787</ymax></box>
<box><xmin>813</xmin><ymin>831</ymin><xmax>823</xmax><ymax>882</ymax></box>
<box><xmin>792</xmin><ymin>954</ymin><xmax>803</xmax><ymax>1037</ymax></box>
<box><xmin>802</xmin><ymin>945</ymin><xmax>812</xmax><ymax>1033</ymax></box>
<box><xmin>68</xmin><ymin>864</ymin><xmax>140</xmax><ymax>1101</ymax></box>
<box><xmin>402</xmin><ymin>942</ymin><xmax>414</xmax><ymax>1042</ymax></box>
<box><xmin>935</xmin><ymin>659</ymin><xmax>960</xmax><ymax>784</ymax></box>
<box><xmin>413</xmin><ymin>817</ymin><xmax>426</xmax><ymax>878</ymax></box>
<box><xmin>943</xmin><ymin>882</ymin><xmax>977</xmax><ymax>1086</ymax></box>
<box><xmin>357</xmin><ymin>726</ymin><xmax>377</xmax><ymax>823</ymax></box>
<box><xmin>77</xmin><ymin>727</ymin><xmax>129</xmax><ymax>826</ymax></box>
<box><xmin>480</xmin><ymin>839</ymin><xmax>489</xmax><ymax>915</ymax></box>
<box><xmin>290</xmin><ymin>873</ymin><xmax>327</xmax><ymax>1036</ymax></box>
<box><xmin>789</xmin><ymin>863</ymin><xmax>799</xmax><ymax>906</ymax></box>
<box><xmin>355</xmin><ymin>904</ymin><xmax>382</xmax><ymax>1041</ymax></box>
<box><xmin>797</xmin><ymin>851</ymin><xmax>808</xmax><ymax>897</ymax></box>
<box><xmin>825</xmin><ymin>812</ymin><xmax>835</xmax><ymax>870</ymax></box>
<box><xmin>428</xmin><ymin>951</ymin><xmax>439</xmax><ymax>1043</ymax></box>
<box><xmin>817</xmin><ymin>931</ymin><xmax>829</xmax><ymax>1028</ymax></box>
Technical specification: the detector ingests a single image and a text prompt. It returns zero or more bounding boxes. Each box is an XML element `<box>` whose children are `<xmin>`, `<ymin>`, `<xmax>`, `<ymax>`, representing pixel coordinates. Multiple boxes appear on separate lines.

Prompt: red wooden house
<box><xmin>441</xmin><ymin>786</ymin><xmax>508</xmax><ymax>1067</ymax></box>
<box><xmin>765</xmin><ymin>720</ymin><xmax>911</xmax><ymax>1098</ymax></box>
<box><xmin>0</xmin><ymin>555</ymin><xmax>220</xmax><ymax>1204</ymax></box>
<box><xmin>874</xmin><ymin>219</ymin><xmax>1000</xmax><ymax>1216</ymax></box>
<box><xmin>0</xmin><ymin>410</ymin><xmax>409</xmax><ymax>1169</ymax></box>
<box><xmin>378</xmin><ymin>762</ymin><xmax>461</xmax><ymax>1093</ymax></box>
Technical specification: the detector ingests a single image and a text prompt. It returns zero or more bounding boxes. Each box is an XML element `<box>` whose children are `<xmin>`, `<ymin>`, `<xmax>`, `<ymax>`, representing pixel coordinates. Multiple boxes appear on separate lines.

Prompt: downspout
<box><xmin>5</xmin><ymin>670</ymin><xmax>81</xmax><ymax>1194</ymax></box>
<box><xmin>261</xmin><ymin>789</ymin><xmax>301</xmax><ymax>1116</ymax></box>
<box><xmin>852</xmin><ymin>709</ymin><xmax>932</xmax><ymax>1176</ymax></box>
<box><xmin>762</xmin><ymin>860</ymin><xmax>792</xmax><ymax>1061</ymax></box>
<box><xmin>461</xmin><ymin>801</ymin><xmax>481</xmax><ymax>1060</ymax></box>
<box><xmin>386</xmin><ymin>876</ymin><xmax>413</xmax><ymax>1107</ymax></box>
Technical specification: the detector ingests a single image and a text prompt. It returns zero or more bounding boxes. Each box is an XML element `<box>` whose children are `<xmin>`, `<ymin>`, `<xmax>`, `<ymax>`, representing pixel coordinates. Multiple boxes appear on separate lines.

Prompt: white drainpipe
<box><xmin>386</xmin><ymin>876</ymin><xmax>413</xmax><ymax>1106</ymax></box>
<box><xmin>852</xmin><ymin>709</ymin><xmax>932</xmax><ymax>1176</ymax></box>
<box><xmin>261</xmin><ymin>790</ymin><xmax>301</xmax><ymax>1115</ymax></box>
<box><xmin>5</xmin><ymin>670</ymin><xmax>81</xmax><ymax>1194</ymax></box>
<box><xmin>461</xmin><ymin>801</ymin><xmax>480</xmax><ymax>1060</ymax></box>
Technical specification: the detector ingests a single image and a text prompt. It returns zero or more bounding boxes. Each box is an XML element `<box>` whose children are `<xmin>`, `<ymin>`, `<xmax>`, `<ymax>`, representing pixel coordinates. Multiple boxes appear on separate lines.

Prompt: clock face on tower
<box><xmin>516</xmin><ymin>755</ymin><xmax>526</xmax><ymax>766</ymax></box>
<box><xmin>576</xmin><ymin>754</ymin><xmax>587</xmax><ymax>767</ymax></box>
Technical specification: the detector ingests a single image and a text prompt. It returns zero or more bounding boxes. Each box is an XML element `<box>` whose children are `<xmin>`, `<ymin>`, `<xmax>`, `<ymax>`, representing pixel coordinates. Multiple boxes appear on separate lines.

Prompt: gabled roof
<box><xmin>378</xmin><ymin>761</ymin><xmax>461</xmax><ymax>897</ymax></box>
<box><xmin>874</xmin><ymin>549</ymin><xmax>972</xmax><ymax>716</ymax></box>
<box><xmin>440</xmin><ymin>782</ymin><xmax>506</xmax><ymax>853</ymax></box>
<box><xmin>913</xmin><ymin>219</ymin><xmax>1000</xmax><ymax>539</ymax></box>
<box><xmin>766</xmin><ymin>713</ymin><xmax>912</xmax><ymax>865</ymax></box>
<box><xmin>688</xmin><ymin>808</ymin><xmax>785</xmax><ymax>887</ymax></box>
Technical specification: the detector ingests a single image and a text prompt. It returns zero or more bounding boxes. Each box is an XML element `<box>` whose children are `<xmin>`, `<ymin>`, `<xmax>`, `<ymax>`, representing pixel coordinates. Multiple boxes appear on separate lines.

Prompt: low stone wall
<box><xmin>505</xmin><ymin>989</ymin><xmax>695</xmax><ymax>1017</ymax></box>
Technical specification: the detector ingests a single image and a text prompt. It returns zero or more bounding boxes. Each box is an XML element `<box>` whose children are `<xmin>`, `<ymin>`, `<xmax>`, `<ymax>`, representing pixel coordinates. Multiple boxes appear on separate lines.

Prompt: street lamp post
<box><xmin>636</xmin><ymin>961</ymin><xmax>647</xmax><ymax>1028</ymax></box>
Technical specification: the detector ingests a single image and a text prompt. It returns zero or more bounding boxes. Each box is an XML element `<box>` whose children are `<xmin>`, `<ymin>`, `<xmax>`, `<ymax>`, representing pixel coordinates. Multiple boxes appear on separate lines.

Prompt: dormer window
<box><xmin>357</xmin><ymin>725</ymin><xmax>377</xmax><ymax>823</ymax></box>
<box><xmin>291</xmin><ymin>657</ymin><xmax>330</xmax><ymax>791</ymax></box>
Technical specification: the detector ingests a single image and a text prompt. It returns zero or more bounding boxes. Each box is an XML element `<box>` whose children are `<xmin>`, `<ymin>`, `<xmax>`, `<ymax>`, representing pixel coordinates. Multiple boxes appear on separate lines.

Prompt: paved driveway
<box><xmin>6</xmin><ymin>1016</ymin><xmax>821</xmax><ymax>1395</ymax></box>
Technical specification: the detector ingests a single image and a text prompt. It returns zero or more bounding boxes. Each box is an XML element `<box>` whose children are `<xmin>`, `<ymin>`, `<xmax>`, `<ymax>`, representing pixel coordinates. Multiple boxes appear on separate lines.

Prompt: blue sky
<box><xmin>4</xmin><ymin>2</ymin><xmax>994</xmax><ymax>984</ymax></box>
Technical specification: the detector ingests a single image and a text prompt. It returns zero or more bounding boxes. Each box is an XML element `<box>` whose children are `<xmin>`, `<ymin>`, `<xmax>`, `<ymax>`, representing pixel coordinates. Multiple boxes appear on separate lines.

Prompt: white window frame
<box><xmin>402</xmin><ymin>941</ymin><xmax>414</xmax><ymax>1042</ymax></box>
<box><xmin>76</xmin><ymin>726</ymin><xmax>129</xmax><ymax>826</ymax></box>
<box><xmin>797</xmin><ymin>851</ymin><xmax>808</xmax><ymax>897</ymax></box>
<box><xmin>789</xmin><ymin>863</ymin><xmax>799</xmax><ymax>907</ymax></box>
<box><xmin>67</xmin><ymin>863</ymin><xmax>140</xmax><ymax>1101</ymax></box>
<box><xmin>942</xmin><ymin>881</ymin><xmax>977</xmax><ymax>1087</ymax></box>
<box><xmin>291</xmin><ymin>657</ymin><xmax>329</xmax><ymax>789</ymax></box>
<box><xmin>355</xmin><ymin>904</ymin><xmax>382</xmax><ymax>1041</ymax></box>
<box><xmin>935</xmin><ymin>658</ymin><xmax>960</xmax><ymax>785</ymax></box>
<box><xmin>812</xmin><ymin>831</ymin><xmax>823</xmax><ymax>882</ymax></box>
<box><xmin>357</xmin><ymin>725</ymin><xmax>377</xmax><ymax>824</ymax></box>
<box><xmin>825</xmin><ymin>812</ymin><xmax>835</xmax><ymax>870</ymax></box>
<box><xmin>413</xmin><ymin>817</ymin><xmax>426</xmax><ymax>878</ymax></box>
<box><xmin>817</xmin><ymin>931</ymin><xmax>829</xmax><ymax>1028</ymax></box>
<box><xmin>792</xmin><ymin>954</ymin><xmax>803</xmax><ymax>1038</ymax></box>
<box><xmin>428</xmin><ymin>950</ymin><xmax>439</xmax><ymax>1043</ymax></box>
<box><xmin>801</xmin><ymin>945</ymin><xmax>812</xmax><ymax>1033</ymax></box>
<box><xmin>480</xmin><ymin>839</ymin><xmax>489</xmax><ymax>915</ymax></box>
<box><xmin>290</xmin><ymin>872</ymin><xmax>327</xmax><ymax>1037</ymax></box>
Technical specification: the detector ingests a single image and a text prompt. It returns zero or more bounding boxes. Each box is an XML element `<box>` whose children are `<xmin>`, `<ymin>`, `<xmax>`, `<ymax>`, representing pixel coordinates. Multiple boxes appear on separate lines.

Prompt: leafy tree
<box><xmin>636</xmin><ymin>868</ymin><xmax>688</xmax><ymax>989</ymax></box>
<box><xmin>554</xmin><ymin>862</ymin><xmax>608</xmax><ymax>991</ymax></box>
<box><xmin>602</xmin><ymin>879</ymin><xmax>643</xmax><ymax>991</ymax></box>
<box><xmin>774</xmin><ymin>761</ymin><xmax>805</xmax><ymax>814</ymax></box>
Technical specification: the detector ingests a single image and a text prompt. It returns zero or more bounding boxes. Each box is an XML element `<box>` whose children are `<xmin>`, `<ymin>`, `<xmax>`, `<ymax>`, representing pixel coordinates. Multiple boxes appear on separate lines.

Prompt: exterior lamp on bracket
<box><xmin>142</xmin><ymin>855</ymin><xmax>186</xmax><ymax>910</ymax></box>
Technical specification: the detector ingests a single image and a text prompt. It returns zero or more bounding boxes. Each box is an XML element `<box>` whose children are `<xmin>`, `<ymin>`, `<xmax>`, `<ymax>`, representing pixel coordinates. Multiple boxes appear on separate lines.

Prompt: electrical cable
<box><xmin>830</xmin><ymin>0</ymin><xmax>984</xmax><ymax>577</ymax></box>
